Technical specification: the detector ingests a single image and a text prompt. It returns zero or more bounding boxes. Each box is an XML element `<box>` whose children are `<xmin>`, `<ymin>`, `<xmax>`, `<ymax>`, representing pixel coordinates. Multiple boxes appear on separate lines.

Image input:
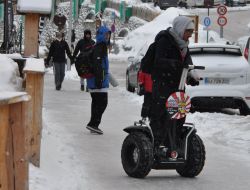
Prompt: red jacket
<box><xmin>138</xmin><ymin>71</ymin><xmax>153</xmax><ymax>93</ymax></box>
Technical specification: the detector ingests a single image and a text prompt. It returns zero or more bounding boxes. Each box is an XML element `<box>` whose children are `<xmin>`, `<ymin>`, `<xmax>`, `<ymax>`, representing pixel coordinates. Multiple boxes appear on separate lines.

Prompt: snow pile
<box><xmin>17</xmin><ymin>0</ymin><xmax>52</xmax><ymax>14</ymax></box>
<box><xmin>0</xmin><ymin>54</ymin><xmax>23</xmax><ymax>92</ymax></box>
<box><xmin>24</xmin><ymin>58</ymin><xmax>45</xmax><ymax>73</ymax></box>
<box><xmin>188</xmin><ymin>112</ymin><xmax>250</xmax><ymax>154</ymax></box>
<box><xmin>118</xmin><ymin>7</ymin><xmax>227</xmax><ymax>57</ymax></box>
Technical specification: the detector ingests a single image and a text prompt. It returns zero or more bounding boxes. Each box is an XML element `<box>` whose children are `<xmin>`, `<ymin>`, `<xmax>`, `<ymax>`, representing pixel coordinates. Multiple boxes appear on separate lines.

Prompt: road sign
<box><xmin>217</xmin><ymin>16</ymin><xmax>227</xmax><ymax>27</ymax></box>
<box><xmin>217</xmin><ymin>5</ymin><xmax>227</xmax><ymax>16</ymax></box>
<box><xmin>203</xmin><ymin>17</ymin><xmax>211</xmax><ymax>27</ymax></box>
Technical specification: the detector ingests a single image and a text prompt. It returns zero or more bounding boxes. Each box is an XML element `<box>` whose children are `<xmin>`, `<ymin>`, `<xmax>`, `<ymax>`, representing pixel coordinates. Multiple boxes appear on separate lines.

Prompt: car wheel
<box><xmin>121</xmin><ymin>133</ymin><xmax>153</xmax><ymax>178</ymax></box>
<box><xmin>176</xmin><ymin>134</ymin><xmax>206</xmax><ymax>177</ymax></box>
<box><xmin>239</xmin><ymin>105</ymin><xmax>250</xmax><ymax>116</ymax></box>
<box><xmin>126</xmin><ymin>72</ymin><xmax>135</xmax><ymax>93</ymax></box>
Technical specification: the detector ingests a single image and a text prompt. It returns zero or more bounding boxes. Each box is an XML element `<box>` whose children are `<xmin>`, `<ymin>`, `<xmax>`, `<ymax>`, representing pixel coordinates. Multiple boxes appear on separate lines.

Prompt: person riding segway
<box><xmin>121</xmin><ymin>16</ymin><xmax>206</xmax><ymax>178</ymax></box>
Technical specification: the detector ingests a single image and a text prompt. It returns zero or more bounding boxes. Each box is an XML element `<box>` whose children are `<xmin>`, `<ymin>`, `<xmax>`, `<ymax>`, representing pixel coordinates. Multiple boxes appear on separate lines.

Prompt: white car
<box><xmin>187</xmin><ymin>43</ymin><xmax>250</xmax><ymax>115</ymax></box>
<box><xmin>236</xmin><ymin>36</ymin><xmax>250</xmax><ymax>64</ymax></box>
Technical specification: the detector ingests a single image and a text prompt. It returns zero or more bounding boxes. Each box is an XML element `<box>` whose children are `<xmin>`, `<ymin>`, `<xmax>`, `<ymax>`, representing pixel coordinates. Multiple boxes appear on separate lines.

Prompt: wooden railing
<box><xmin>0</xmin><ymin>92</ymin><xmax>30</xmax><ymax>190</ymax></box>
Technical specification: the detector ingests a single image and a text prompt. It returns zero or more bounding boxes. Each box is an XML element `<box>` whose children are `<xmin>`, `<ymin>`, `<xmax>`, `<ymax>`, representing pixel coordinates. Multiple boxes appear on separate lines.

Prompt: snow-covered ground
<box><xmin>1</xmin><ymin>5</ymin><xmax>250</xmax><ymax>190</ymax></box>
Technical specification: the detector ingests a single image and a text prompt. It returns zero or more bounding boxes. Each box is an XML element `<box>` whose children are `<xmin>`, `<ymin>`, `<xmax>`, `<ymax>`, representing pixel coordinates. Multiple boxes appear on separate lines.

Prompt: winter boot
<box><xmin>86</xmin><ymin>125</ymin><xmax>103</xmax><ymax>135</ymax></box>
<box><xmin>154</xmin><ymin>145</ymin><xmax>168</xmax><ymax>162</ymax></box>
<box><xmin>81</xmin><ymin>85</ymin><xmax>85</xmax><ymax>91</ymax></box>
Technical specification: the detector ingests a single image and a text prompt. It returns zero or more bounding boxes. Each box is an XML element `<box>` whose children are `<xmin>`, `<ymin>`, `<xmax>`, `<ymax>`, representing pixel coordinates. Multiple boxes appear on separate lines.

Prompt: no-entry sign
<box><xmin>217</xmin><ymin>5</ymin><xmax>227</xmax><ymax>15</ymax></box>
<box><xmin>217</xmin><ymin>16</ymin><xmax>227</xmax><ymax>26</ymax></box>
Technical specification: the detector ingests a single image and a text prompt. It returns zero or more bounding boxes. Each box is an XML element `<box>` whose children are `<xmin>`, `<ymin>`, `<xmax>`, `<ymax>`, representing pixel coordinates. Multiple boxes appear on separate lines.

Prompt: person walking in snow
<box><xmin>85</xmin><ymin>26</ymin><xmax>111</xmax><ymax>135</ymax></box>
<box><xmin>73</xmin><ymin>29</ymin><xmax>95</xmax><ymax>91</ymax></box>
<box><xmin>46</xmin><ymin>32</ymin><xmax>73</xmax><ymax>90</ymax></box>
<box><xmin>149</xmin><ymin>16</ymin><xmax>199</xmax><ymax>160</ymax></box>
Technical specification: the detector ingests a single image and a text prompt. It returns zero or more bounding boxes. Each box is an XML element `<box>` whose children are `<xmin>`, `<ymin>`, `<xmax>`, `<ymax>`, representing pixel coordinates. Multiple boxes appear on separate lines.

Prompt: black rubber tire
<box><xmin>126</xmin><ymin>73</ymin><xmax>135</xmax><ymax>93</ymax></box>
<box><xmin>121</xmin><ymin>133</ymin><xmax>153</xmax><ymax>178</ymax></box>
<box><xmin>239</xmin><ymin>106</ymin><xmax>250</xmax><ymax>116</ymax></box>
<box><xmin>176</xmin><ymin>134</ymin><xmax>205</xmax><ymax>177</ymax></box>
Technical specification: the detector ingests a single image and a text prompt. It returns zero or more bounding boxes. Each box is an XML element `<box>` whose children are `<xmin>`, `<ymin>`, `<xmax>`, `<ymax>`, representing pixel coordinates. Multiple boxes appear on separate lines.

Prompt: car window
<box><xmin>189</xmin><ymin>47</ymin><xmax>242</xmax><ymax>56</ymax></box>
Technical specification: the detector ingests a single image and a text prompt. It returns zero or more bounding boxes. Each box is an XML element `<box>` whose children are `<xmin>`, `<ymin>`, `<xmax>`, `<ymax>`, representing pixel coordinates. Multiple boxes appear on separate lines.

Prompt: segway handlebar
<box><xmin>193</xmin><ymin>66</ymin><xmax>205</xmax><ymax>70</ymax></box>
<box><xmin>179</xmin><ymin>65</ymin><xmax>205</xmax><ymax>91</ymax></box>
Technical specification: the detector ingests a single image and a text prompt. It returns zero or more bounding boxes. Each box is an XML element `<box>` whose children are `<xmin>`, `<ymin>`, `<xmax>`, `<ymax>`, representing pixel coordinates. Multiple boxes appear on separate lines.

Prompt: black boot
<box><xmin>81</xmin><ymin>85</ymin><xmax>84</xmax><ymax>91</ymax></box>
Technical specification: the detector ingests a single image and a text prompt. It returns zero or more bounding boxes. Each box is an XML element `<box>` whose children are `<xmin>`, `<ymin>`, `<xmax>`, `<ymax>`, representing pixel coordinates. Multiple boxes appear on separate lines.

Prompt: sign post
<box><xmin>217</xmin><ymin>5</ymin><xmax>227</xmax><ymax>38</ymax></box>
<box><xmin>111</xmin><ymin>11</ymin><xmax>116</xmax><ymax>45</ymax></box>
<box><xmin>203</xmin><ymin>16</ymin><xmax>211</xmax><ymax>43</ymax></box>
<box><xmin>217</xmin><ymin>16</ymin><xmax>227</xmax><ymax>38</ymax></box>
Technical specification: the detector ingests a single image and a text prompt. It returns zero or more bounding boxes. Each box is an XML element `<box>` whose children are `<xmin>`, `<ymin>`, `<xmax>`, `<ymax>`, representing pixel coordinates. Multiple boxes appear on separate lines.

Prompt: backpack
<box><xmin>75</xmin><ymin>50</ymin><xmax>93</xmax><ymax>78</ymax></box>
<box><xmin>140</xmin><ymin>42</ymin><xmax>156</xmax><ymax>74</ymax></box>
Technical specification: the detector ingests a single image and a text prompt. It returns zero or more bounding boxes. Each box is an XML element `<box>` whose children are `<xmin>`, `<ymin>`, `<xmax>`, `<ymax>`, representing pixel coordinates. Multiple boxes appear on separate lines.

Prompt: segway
<box><xmin>121</xmin><ymin>65</ymin><xmax>206</xmax><ymax>178</ymax></box>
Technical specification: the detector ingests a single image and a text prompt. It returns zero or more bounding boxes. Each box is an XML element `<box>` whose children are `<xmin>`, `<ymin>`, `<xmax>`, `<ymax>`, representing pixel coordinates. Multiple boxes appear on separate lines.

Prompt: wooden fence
<box><xmin>0</xmin><ymin>57</ymin><xmax>45</xmax><ymax>190</ymax></box>
<box><xmin>0</xmin><ymin>92</ymin><xmax>30</xmax><ymax>190</ymax></box>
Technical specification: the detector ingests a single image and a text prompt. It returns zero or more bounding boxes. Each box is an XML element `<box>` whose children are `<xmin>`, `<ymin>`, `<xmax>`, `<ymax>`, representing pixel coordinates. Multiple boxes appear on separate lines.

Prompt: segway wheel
<box><xmin>121</xmin><ymin>133</ymin><xmax>153</xmax><ymax>178</ymax></box>
<box><xmin>176</xmin><ymin>134</ymin><xmax>205</xmax><ymax>177</ymax></box>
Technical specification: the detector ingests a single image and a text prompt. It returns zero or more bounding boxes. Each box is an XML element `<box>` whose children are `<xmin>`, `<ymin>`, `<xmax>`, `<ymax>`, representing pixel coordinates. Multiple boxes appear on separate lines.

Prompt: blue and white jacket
<box><xmin>87</xmin><ymin>26</ymin><xmax>110</xmax><ymax>91</ymax></box>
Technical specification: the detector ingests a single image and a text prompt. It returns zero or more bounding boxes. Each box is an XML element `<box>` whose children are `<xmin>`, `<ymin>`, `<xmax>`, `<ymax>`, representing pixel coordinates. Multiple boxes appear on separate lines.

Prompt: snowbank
<box><xmin>0</xmin><ymin>55</ymin><xmax>23</xmax><ymax>92</ymax></box>
<box><xmin>119</xmin><ymin>7</ymin><xmax>226</xmax><ymax>58</ymax></box>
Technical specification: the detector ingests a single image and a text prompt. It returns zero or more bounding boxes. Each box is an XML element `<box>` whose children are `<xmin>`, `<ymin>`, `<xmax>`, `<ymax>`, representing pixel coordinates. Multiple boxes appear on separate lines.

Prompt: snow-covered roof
<box><xmin>17</xmin><ymin>0</ymin><xmax>52</xmax><ymax>14</ymax></box>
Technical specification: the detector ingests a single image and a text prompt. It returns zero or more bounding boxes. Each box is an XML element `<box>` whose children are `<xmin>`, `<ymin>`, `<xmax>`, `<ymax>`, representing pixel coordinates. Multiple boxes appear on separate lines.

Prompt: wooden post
<box><xmin>194</xmin><ymin>15</ymin><xmax>199</xmax><ymax>43</ymax></box>
<box><xmin>0</xmin><ymin>92</ymin><xmax>30</xmax><ymax>190</ymax></box>
<box><xmin>24</xmin><ymin>71</ymin><xmax>44</xmax><ymax>167</ymax></box>
<box><xmin>24</xmin><ymin>13</ymin><xmax>40</xmax><ymax>57</ymax></box>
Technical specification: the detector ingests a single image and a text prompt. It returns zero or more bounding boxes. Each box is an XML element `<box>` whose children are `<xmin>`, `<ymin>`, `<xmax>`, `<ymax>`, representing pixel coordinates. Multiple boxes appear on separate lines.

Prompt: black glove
<box><xmin>137</xmin><ymin>84</ymin><xmax>145</xmax><ymax>96</ymax></box>
<box><xmin>187</xmin><ymin>77</ymin><xmax>199</xmax><ymax>86</ymax></box>
<box><xmin>70</xmin><ymin>57</ymin><xmax>75</xmax><ymax>65</ymax></box>
<box><xmin>44</xmin><ymin>58</ymin><xmax>50</xmax><ymax>68</ymax></box>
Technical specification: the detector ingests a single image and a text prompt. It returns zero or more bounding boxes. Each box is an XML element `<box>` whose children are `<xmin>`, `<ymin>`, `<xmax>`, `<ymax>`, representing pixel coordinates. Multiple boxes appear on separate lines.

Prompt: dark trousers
<box><xmin>150</xmin><ymin>80</ymin><xmax>178</xmax><ymax>146</ymax></box>
<box><xmin>53</xmin><ymin>62</ymin><xmax>65</xmax><ymax>87</ymax></box>
<box><xmin>88</xmin><ymin>92</ymin><xmax>108</xmax><ymax>128</ymax></box>
<box><xmin>141</xmin><ymin>92</ymin><xmax>152</xmax><ymax>118</ymax></box>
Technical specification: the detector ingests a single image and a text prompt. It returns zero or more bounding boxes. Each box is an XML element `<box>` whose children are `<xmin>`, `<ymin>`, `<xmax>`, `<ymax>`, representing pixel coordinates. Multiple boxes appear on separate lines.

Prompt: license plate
<box><xmin>204</xmin><ymin>78</ymin><xmax>229</xmax><ymax>84</ymax></box>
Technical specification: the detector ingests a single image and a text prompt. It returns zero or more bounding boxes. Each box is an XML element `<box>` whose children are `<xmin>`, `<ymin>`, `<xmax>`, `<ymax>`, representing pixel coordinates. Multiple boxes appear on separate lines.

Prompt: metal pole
<box><xmin>19</xmin><ymin>21</ymin><xmax>22</xmax><ymax>53</ymax></box>
<box><xmin>207</xmin><ymin>7</ymin><xmax>209</xmax><ymax>43</ymax></box>
<box><xmin>220</xmin><ymin>26</ymin><xmax>223</xmax><ymax>38</ymax></box>
<box><xmin>67</xmin><ymin>0</ymin><xmax>73</xmax><ymax>71</ymax></box>
<box><xmin>75</xmin><ymin>0</ymin><xmax>79</xmax><ymax>19</ymax></box>
<box><xmin>3</xmin><ymin>0</ymin><xmax>9</xmax><ymax>53</ymax></box>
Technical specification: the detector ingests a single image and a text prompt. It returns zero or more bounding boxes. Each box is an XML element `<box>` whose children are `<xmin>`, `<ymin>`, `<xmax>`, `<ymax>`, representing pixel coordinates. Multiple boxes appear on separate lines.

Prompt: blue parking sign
<box><xmin>204</xmin><ymin>17</ymin><xmax>211</xmax><ymax>27</ymax></box>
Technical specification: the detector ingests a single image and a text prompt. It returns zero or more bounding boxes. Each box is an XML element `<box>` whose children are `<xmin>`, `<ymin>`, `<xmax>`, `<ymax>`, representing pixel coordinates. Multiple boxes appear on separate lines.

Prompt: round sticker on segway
<box><xmin>166</xmin><ymin>92</ymin><xmax>191</xmax><ymax>119</ymax></box>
